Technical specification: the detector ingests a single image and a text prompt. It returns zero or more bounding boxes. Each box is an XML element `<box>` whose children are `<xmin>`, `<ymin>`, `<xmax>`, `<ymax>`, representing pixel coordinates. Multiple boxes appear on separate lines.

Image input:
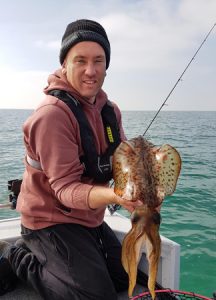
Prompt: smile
<box><xmin>83</xmin><ymin>80</ymin><xmax>96</xmax><ymax>84</ymax></box>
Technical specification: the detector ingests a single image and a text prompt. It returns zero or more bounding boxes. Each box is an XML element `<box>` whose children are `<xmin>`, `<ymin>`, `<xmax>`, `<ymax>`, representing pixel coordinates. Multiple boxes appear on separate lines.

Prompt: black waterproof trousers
<box><xmin>7</xmin><ymin>222</ymin><xmax>129</xmax><ymax>300</ymax></box>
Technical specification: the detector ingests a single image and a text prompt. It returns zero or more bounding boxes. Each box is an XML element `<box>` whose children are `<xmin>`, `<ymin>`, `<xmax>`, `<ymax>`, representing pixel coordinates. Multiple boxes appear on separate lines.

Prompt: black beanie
<box><xmin>59</xmin><ymin>19</ymin><xmax>110</xmax><ymax>69</ymax></box>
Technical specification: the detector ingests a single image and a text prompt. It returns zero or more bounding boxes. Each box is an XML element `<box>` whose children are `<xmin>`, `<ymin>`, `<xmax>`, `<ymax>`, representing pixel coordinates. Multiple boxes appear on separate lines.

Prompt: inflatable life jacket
<box><xmin>48</xmin><ymin>89</ymin><xmax>121</xmax><ymax>183</ymax></box>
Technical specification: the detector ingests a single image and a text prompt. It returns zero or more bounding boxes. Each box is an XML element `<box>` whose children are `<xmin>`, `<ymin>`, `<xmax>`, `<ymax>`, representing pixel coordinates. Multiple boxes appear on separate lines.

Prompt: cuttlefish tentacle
<box><xmin>121</xmin><ymin>206</ymin><xmax>147</xmax><ymax>296</ymax></box>
<box><xmin>113</xmin><ymin>136</ymin><xmax>181</xmax><ymax>299</ymax></box>
<box><xmin>122</xmin><ymin>205</ymin><xmax>161</xmax><ymax>299</ymax></box>
<box><xmin>145</xmin><ymin>210</ymin><xmax>161</xmax><ymax>300</ymax></box>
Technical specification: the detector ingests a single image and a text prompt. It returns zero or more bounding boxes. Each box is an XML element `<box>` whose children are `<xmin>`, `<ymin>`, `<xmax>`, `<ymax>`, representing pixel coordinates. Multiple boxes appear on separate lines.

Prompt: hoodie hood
<box><xmin>43</xmin><ymin>69</ymin><xmax>108</xmax><ymax>111</ymax></box>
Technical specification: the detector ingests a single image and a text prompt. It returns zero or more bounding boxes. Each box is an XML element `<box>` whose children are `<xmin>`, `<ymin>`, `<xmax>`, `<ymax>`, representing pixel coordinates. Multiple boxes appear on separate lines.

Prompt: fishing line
<box><xmin>143</xmin><ymin>22</ymin><xmax>216</xmax><ymax>137</ymax></box>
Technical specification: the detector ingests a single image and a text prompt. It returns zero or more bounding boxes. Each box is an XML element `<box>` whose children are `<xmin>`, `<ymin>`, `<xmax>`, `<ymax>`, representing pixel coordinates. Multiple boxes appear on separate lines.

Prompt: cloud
<box><xmin>0</xmin><ymin>0</ymin><xmax>215</xmax><ymax>110</ymax></box>
<box><xmin>179</xmin><ymin>0</ymin><xmax>216</xmax><ymax>27</ymax></box>
<box><xmin>98</xmin><ymin>0</ymin><xmax>216</xmax><ymax>71</ymax></box>
<box><xmin>23</xmin><ymin>0</ymin><xmax>216</xmax><ymax>73</ymax></box>
<box><xmin>35</xmin><ymin>40</ymin><xmax>60</xmax><ymax>49</ymax></box>
<box><xmin>0</xmin><ymin>69</ymin><xmax>49</xmax><ymax>109</ymax></box>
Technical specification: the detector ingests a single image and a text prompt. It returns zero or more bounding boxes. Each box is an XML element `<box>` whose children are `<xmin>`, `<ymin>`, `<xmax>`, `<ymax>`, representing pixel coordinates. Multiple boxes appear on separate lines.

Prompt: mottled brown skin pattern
<box><xmin>113</xmin><ymin>136</ymin><xmax>181</xmax><ymax>299</ymax></box>
<box><xmin>113</xmin><ymin>137</ymin><xmax>160</xmax><ymax>206</ymax></box>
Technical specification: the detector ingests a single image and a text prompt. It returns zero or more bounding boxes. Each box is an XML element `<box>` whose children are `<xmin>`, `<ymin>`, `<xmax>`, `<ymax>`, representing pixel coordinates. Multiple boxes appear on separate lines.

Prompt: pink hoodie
<box><xmin>17</xmin><ymin>69</ymin><xmax>126</xmax><ymax>229</ymax></box>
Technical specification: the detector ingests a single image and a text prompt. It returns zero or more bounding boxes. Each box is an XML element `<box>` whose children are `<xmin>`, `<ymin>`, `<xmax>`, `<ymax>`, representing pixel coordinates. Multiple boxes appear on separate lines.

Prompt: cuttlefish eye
<box><xmin>152</xmin><ymin>211</ymin><xmax>161</xmax><ymax>225</ymax></box>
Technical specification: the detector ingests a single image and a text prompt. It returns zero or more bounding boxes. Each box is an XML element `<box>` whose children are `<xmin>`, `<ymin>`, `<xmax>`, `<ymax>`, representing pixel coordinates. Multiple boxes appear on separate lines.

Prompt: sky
<box><xmin>0</xmin><ymin>0</ymin><xmax>215</xmax><ymax>111</ymax></box>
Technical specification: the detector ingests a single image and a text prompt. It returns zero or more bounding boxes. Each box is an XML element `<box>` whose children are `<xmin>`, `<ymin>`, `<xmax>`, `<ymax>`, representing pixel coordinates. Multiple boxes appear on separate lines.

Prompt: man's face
<box><xmin>63</xmin><ymin>41</ymin><xmax>107</xmax><ymax>103</ymax></box>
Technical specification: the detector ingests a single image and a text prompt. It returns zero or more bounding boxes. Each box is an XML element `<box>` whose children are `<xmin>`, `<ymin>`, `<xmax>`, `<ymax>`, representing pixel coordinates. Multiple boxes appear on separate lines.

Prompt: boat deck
<box><xmin>0</xmin><ymin>210</ymin><xmax>180</xmax><ymax>299</ymax></box>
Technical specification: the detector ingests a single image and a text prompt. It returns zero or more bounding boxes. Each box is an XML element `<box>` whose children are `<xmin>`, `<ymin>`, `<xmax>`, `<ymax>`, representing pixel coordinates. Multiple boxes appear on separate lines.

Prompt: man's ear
<box><xmin>62</xmin><ymin>67</ymin><xmax>66</xmax><ymax>75</ymax></box>
<box><xmin>62</xmin><ymin>61</ymin><xmax>67</xmax><ymax>75</ymax></box>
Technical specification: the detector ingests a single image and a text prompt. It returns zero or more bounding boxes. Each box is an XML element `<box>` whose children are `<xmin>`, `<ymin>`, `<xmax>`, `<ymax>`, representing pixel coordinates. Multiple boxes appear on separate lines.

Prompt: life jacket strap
<box><xmin>48</xmin><ymin>89</ymin><xmax>121</xmax><ymax>183</ymax></box>
<box><xmin>25</xmin><ymin>90</ymin><xmax>121</xmax><ymax>183</ymax></box>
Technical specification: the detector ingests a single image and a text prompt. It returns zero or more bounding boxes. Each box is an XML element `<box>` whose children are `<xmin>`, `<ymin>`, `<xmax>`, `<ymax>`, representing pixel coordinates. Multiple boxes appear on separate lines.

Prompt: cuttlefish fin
<box><xmin>122</xmin><ymin>222</ymin><xmax>146</xmax><ymax>297</ymax></box>
<box><xmin>153</xmin><ymin>144</ymin><xmax>182</xmax><ymax>196</ymax></box>
<box><xmin>145</xmin><ymin>221</ymin><xmax>161</xmax><ymax>300</ymax></box>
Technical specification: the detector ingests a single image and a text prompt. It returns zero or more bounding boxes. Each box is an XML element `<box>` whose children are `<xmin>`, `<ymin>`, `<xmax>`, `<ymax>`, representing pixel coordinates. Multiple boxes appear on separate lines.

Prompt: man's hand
<box><xmin>88</xmin><ymin>185</ymin><xmax>143</xmax><ymax>213</ymax></box>
<box><xmin>117</xmin><ymin>198</ymin><xmax>143</xmax><ymax>213</ymax></box>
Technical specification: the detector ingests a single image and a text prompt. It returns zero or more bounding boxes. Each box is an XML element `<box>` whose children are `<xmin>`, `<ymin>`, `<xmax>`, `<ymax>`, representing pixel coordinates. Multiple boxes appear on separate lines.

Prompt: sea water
<box><xmin>0</xmin><ymin>109</ymin><xmax>215</xmax><ymax>297</ymax></box>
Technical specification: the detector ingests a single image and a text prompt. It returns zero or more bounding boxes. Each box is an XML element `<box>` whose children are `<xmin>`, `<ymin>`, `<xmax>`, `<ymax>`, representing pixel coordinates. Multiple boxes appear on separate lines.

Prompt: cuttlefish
<box><xmin>112</xmin><ymin>136</ymin><xmax>181</xmax><ymax>299</ymax></box>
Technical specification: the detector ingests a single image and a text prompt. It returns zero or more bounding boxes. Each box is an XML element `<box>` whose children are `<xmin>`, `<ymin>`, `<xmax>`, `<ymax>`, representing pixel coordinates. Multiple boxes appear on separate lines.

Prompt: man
<box><xmin>0</xmin><ymin>19</ymin><xmax>142</xmax><ymax>299</ymax></box>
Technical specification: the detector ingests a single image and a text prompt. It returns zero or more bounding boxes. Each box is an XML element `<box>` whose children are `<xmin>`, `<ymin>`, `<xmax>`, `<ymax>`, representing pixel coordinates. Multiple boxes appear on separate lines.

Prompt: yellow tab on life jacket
<box><xmin>106</xmin><ymin>126</ymin><xmax>114</xmax><ymax>143</ymax></box>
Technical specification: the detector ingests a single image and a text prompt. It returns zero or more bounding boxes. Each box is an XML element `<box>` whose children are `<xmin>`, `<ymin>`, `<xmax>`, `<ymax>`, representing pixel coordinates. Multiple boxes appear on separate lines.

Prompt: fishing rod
<box><xmin>143</xmin><ymin>22</ymin><xmax>216</xmax><ymax>137</ymax></box>
<box><xmin>107</xmin><ymin>23</ymin><xmax>216</xmax><ymax>216</ymax></box>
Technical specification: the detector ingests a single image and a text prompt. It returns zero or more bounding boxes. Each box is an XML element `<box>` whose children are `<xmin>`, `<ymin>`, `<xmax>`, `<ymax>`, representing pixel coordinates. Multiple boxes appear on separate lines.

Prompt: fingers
<box><xmin>113</xmin><ymin>191</ymin><xmax>144</xmax><ymax>213</ymax></box>
<box><xmin>119</xmin><ymin>199</ymin><xmax>143</xmax><ymax>213</ymax></box>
